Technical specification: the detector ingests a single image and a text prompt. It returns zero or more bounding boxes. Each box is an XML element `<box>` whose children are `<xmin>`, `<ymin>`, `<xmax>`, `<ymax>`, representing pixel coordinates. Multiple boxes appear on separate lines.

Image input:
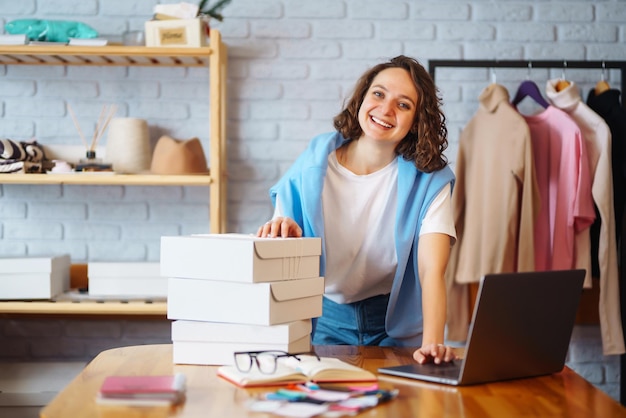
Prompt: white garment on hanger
<box><xmin>546</xmin><ymin>79</ymin><xmax>624</xmax><ymax>356</ymax></box>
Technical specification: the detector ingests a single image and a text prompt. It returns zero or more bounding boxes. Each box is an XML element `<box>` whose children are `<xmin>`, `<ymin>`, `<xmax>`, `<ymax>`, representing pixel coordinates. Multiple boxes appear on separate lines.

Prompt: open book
<box><xmin>217</xmin><ymin>355</ymin><xmax>377</xmax><ymax>387</ymax></box>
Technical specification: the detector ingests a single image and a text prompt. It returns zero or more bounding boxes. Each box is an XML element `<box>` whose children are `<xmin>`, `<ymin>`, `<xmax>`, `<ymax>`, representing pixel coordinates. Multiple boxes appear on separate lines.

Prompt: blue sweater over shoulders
<box><xmin>270</xmin><ymin>131</ymin><xmax>455</xmax><ymax>345</ymax></box>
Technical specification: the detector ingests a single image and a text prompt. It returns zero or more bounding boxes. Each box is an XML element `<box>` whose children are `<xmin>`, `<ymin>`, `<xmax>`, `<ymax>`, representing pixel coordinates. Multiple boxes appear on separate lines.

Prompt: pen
<box><xmin>372</xmin><ymin>389</ymin><xmax>399</xmax><ymax>404</ymax></box>
<box><xmin>278</xmin><ymin>389</ymin><xmax>308</xmax><ymax>399</ymax></box>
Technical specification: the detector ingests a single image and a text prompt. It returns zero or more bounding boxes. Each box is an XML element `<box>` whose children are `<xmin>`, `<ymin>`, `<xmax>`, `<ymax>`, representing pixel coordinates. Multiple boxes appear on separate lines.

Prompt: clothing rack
<box><xmin>428</xmin><ymin>60</ymin><xmax>626</xmax><ymax>110</ymax></box>
<box><xmin>428</xmin><ymin>59</ymin><xmax>626</xmax><ymax>405</ymax></box>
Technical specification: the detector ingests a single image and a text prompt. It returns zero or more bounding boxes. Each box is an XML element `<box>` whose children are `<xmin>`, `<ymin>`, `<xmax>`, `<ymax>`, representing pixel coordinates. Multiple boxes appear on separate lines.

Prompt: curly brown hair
<box><xmin>333</xmin><ymin>55</ymin><xmax>448</xmax><ymax>173</ymax></box>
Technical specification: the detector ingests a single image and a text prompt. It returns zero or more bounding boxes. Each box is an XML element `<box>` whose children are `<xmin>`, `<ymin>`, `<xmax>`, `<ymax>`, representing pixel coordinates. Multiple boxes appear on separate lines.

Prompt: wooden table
<box><xmin>40</xmin><ymin>344</ymin><xmax>626</xmax><ymax>418</ymax></box>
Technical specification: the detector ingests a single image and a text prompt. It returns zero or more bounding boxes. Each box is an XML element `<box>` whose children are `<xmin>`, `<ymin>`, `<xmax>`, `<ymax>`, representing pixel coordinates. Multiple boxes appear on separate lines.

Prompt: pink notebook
<box><xmin>98</xmin><ymin>373</ymin><xmax>186</xmax><ymax>405</ymax></box>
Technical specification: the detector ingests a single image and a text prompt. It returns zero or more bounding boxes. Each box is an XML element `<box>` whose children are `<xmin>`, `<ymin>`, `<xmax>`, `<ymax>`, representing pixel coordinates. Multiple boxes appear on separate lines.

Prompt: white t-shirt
<box><xmin>274</xmin><ymin>151</ymin><xmax>455</xmax><ymax>304</ymax></box>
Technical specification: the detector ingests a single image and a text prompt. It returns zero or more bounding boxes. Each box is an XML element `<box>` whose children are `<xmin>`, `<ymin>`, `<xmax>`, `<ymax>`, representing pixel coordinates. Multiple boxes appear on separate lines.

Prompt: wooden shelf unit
<box><xmin>0</xmin><ymin>30</ymin><xmax>228</xmax><ymax>316</ymax></box>
<box><xmin>0</xmin><ymin>45</ymin><xmax>212</xmax><ymax>67</ymax></box>
<box><xmin>0</xmin><ymin>299</ymin><xmax>167</xmax><ymax>316</ymax></box>
<box><xmin>0</xmin><ymin>264</ymin><xmax>167</xmax><ymax>317</ymax></box>
<box><xmin>0</xmin><ymin>173</ymin><xmax>212</xmax><ymax>186</ymax></box>
<box><xmin>0</xmin><ymin>29</ymin><xmax>227</xmax><ymax>234</ymax></box>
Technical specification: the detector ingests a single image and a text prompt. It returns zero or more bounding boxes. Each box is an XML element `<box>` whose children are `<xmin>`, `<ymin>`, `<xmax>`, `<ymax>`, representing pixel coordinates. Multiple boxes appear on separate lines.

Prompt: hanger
<box><xmin>595</xmin><ymin>61</ymin><xmax>610</xmax><ymax>95</ymax></box>
<box><xmin>511</xmin><ymin>62</ymin><xmax>550</xmax><ymax>108</ymax></box>
<box><xmin>555</xmin><ymin>60</ymin><xmax>571</xmax><ymax>92</ymax></box>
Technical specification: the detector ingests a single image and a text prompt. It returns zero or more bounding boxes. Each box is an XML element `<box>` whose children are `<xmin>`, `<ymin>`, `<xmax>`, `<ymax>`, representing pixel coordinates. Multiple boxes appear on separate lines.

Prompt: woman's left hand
<box><xmin>413</xmin><ymin>343</ymin><xmax>457</xmax><ymax>365</ymax></box>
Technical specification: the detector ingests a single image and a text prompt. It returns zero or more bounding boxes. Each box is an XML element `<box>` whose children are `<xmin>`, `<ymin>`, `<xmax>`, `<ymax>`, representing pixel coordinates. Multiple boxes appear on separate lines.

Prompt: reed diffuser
<box><xmin>67</xmin><ymin>103</ymin><xmax>117</xmax><ymax>171</ymax></box>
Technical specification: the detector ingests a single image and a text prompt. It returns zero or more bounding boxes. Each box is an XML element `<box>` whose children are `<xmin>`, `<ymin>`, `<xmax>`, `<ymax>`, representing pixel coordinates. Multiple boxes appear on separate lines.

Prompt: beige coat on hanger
<box><xmin>446</xmin><ymin>84</ymin><xmax>539</xmax><ymax>342</ymax></box>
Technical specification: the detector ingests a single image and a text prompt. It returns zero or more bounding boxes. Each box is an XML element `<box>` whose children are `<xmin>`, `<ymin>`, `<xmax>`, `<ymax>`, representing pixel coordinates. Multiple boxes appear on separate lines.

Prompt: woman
<box><xmin>257</xmin><ymin>55</ymin><xmax>456</xmax><ymax>365</ymax></box>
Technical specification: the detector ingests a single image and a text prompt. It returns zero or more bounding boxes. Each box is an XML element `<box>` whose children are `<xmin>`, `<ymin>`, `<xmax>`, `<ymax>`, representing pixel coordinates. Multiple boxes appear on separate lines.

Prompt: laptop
<box><xmin>378</xmin><ymin>269</ymin><xmax>585</xmax><ymax>386</ymax></box>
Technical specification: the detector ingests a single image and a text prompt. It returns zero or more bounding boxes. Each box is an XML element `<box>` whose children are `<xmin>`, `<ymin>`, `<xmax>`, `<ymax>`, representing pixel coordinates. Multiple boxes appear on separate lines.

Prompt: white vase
<box><xmin>105</xmin><ymin>118</ymin><xmax>150</xmax><ymax>174</ymax></box>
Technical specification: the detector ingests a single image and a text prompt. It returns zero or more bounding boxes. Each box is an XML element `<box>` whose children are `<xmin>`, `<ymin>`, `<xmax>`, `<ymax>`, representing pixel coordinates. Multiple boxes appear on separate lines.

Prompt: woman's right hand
<box><xmin>256</xmin><ymin>217</ymin><xmax>303</xmax><ymax>238</ymax></box>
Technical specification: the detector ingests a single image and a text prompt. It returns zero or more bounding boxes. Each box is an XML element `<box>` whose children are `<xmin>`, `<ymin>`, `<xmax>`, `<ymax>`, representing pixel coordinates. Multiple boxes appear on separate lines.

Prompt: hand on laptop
<box><xmin>413</xmin><ymin>343</ymin><xmax>457</xmax><ymax>365</ymax></box>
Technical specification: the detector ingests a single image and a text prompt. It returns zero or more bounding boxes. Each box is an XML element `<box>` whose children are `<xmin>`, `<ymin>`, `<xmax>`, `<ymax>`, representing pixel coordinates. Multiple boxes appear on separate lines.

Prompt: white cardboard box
<box><xmin>171</xmin><ymin>319</ymin><xmax>312</xmax><ymax>344</ymax></box>
<box><xmin>161</xmin><ymin>234</ymin><xmax>321</xmax><ymax>283</ymax></box>
<box><xmin>88</xmin><ymin>277</ymin><xmax>168</xmax><ymax>298</ymax></box>
<box><xmin>88</xmin><ymin>262</ymin><xmax>160</xmax><ymax>277</ymax></box>
<box><xmin>144</xmin><ymin>18</ymin><xmax>207</xmax><ymax>47</ymax></box>
<box><xmin>172</xmin><ymin>335</ymin><xmax>312</xmax><ymax>366</ymax></box>
<box><xmin>167</xmin><ymin>276</ymin><xmax>324</xmax><ymax>325</ymax></box>
<box><xmin>0</xmin><ymin>255</ymin><xmax>70</xmax><ymax>299</ymax></box>
<box><xmin>88</xmin><ymin>262</ymin><xmax>167</xmax><ymax>297</ymax></box>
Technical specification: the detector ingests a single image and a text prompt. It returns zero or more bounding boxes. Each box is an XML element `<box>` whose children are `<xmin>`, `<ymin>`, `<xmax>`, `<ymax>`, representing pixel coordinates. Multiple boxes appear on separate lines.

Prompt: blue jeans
<box><xmin>312</xmin><ymin>294</ymin><xmax>401</xmax><ymax>346</ymax></box>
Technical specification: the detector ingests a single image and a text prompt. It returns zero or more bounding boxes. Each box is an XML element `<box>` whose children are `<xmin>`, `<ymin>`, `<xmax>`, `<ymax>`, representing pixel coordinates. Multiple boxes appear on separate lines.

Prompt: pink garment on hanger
<box><xmin>522</xmin><ymin>106</ymin><xmax>595</xmax><ymax>271</ymax></box>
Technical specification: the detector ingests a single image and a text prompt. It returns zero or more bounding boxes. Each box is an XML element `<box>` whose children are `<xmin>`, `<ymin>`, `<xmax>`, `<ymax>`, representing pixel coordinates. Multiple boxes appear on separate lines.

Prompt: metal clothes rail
<box><xmin>428</xmin><ymin>60</ymin><xmax>626</xmax><ymax>107</ymax></box>
<box><xmin>427</xmin><ymin>59</ymin><xmax>626</xmax><ymax>405</ymax></box>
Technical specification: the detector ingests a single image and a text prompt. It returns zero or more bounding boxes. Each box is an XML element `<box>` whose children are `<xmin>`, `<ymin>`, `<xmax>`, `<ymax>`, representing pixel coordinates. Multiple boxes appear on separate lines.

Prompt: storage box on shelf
<box><xmin>0</xmin><ymin>255</ymin><xmax>70</xmax><ymax>300</ymax></box>
<box><xmin>0</xmin><ymin>29</ymin><xmax>227</xmax><ymax>316</ymax></box>
<box><xmin>0</xmin><ymin>261</ymin><xmax>166</xmax><ymax>315</ymax></box>
<box><xmin>87</xmin><ymin>262</ymin><xmax>166</xmax><ymax>298</ymax></box>
<box><xmin>145</xmin><ymin>18</ymin><xmax>208</xmax><ymax>47</ymax></box>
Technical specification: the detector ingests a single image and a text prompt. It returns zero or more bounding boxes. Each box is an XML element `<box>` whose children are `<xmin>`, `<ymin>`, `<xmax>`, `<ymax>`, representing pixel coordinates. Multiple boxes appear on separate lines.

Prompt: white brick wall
<box><xmin>1</xmin><ymin>0</ymin><xmax>624</xmax><ymax>402</ymax></box>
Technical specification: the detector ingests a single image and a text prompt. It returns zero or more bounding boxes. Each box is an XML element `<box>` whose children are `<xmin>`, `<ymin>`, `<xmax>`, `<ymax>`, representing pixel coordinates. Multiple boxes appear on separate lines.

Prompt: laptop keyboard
<box><xmin>416</xmin><ymin>362</ymin><xmax>461</xmax><ymax>378</ymax></box>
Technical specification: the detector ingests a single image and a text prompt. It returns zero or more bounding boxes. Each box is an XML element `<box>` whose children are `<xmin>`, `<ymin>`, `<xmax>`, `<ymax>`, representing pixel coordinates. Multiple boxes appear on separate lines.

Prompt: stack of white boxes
<box><xmin>161</xmin><ymin>233</ymin><xmax>324</xmax><ymax>365</ymax></box>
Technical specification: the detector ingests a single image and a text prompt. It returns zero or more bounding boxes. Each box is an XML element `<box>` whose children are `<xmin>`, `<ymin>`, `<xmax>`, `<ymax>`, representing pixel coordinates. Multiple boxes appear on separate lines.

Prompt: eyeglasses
<box><xmin>233</xmin><ymin>350</ymin><xmax>320</xmax><ymax>375</ymax></box>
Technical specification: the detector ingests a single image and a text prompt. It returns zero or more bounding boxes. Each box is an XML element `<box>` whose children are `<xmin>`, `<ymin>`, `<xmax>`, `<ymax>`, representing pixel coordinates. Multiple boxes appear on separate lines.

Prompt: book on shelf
<box><xmin>0</xmin><ymin>34</ymin><xmax>28</xmax><ymax>45</ymax></box>
<box><xmin>28</xmin><ymin>41</ymin><xmax>68</xmax><ymax>46</ymax></box>
<box><xmin>96</xmin><ymin>373</ymin><xmax>186</xmax><ymax>406</ymax></box>
<box><xmin>68</xmin><ymin>37</ymin><xmax>108</xmax><ymax>46</ymax></box>
<box><xmin>217</xmin><ymin>355</ymin><xmax>377</xmax><ymax>388</ymax></box>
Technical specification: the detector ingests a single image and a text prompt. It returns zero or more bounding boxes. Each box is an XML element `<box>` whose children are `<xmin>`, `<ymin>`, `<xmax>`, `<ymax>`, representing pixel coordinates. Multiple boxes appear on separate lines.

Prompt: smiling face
<box><xmin>357</xmin><ymin>67</ymin><xmax>418</xmax><ymax>146</ymax></box>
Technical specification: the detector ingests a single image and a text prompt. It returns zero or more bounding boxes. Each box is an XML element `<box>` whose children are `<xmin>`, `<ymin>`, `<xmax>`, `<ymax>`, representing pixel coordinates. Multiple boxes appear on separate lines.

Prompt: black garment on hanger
<box><xmin>587</xmin><ymin>89</ymin><xmax>626</xmax><ymax>261</ymax></box>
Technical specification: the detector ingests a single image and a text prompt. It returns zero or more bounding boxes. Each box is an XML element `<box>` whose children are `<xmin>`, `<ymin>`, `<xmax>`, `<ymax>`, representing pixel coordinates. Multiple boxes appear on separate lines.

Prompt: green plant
<box><xmin>197</xmin><ymin>0</ymin><xmax>232</xmax><ymax>21</ymax></box>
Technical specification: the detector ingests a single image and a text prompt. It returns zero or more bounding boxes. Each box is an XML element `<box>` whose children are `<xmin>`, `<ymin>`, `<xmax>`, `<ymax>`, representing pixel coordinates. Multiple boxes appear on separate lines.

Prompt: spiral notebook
<box><xmin>378</xmin><ymin>269</ymin><xmax>585</xmax><ymax>386</ymax></box>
